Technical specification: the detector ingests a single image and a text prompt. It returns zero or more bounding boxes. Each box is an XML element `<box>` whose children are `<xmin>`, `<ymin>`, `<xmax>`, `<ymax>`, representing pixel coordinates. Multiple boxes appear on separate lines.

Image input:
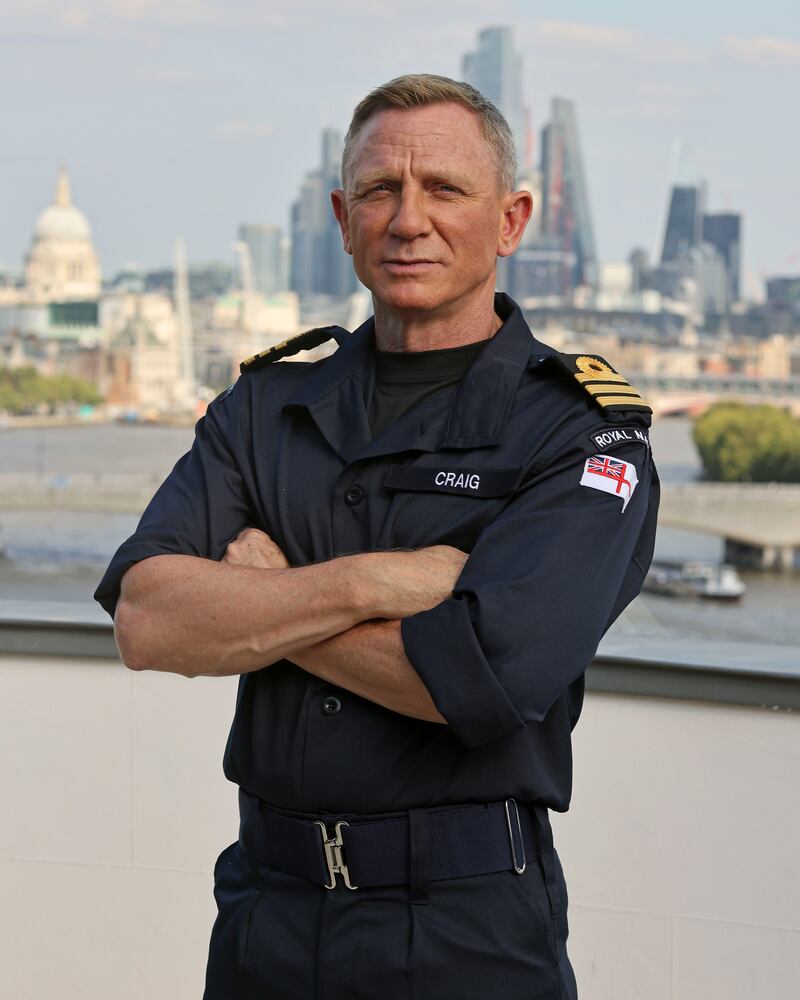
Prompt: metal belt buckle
<box><xmin>504</xmin><ymin>798</ymin><xmax>526</xmax><ymax>874</ymax></box>
<box><xmin>314</xmin><ymin>819</ymin><xmax>358</xmax><ymax>890</ymax></box>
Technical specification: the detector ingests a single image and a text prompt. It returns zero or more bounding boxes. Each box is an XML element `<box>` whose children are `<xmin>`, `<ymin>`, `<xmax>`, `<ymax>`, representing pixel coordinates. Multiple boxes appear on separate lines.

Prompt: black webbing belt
<box><xmin>238</xmin><ymin>789</ymin><xmax>559</xmax><ymax>901</ymax></box>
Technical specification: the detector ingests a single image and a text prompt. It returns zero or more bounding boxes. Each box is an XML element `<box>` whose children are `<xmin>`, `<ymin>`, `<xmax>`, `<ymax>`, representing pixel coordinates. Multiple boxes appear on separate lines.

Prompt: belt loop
<box><xmin>532</xmin><ymin>805</ymin><xmax>561</xmax><ymax>917</ymax></box>
<box><xmin>239</xmin><ymin>817</ymin><xmax>265</xmax><ymax>887</ymax></box>
<box><xmin>408</xmin><ymin>808</ymin><xmax>431</xmax><ymax>904</ymax></box>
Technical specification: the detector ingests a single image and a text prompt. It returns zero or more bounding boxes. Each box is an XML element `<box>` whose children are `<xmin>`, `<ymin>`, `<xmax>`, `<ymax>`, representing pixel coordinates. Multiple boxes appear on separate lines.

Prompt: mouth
<box><xmin>382</xmin><ymin>259</ymin><xmax>439</xmax><ymax>274</ymax></box>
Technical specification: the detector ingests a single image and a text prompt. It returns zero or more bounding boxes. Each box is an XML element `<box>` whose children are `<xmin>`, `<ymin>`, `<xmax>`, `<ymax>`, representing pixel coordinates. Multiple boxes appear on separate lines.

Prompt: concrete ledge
<box><xmin>0</xmin><ymin>600</ymin><xmax>797</xmax><ymax>711</ymax></box>
<box><xmin>0</xmin><ymin>601</ymin><xmax>117</xmax><ymax>660</ymax></box>
<box><xmin>591</xmin><ymin>652</ymin><xmax>800</xmax><ymax>711</ymax></box>
<box><xmin>593</xmin><ymin>634</ymin><xmax>800</xmax><ymax>710</ymax></box>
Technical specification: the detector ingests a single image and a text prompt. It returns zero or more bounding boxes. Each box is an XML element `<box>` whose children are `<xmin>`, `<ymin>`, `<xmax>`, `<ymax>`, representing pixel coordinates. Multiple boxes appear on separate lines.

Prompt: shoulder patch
<box><xmin>580</xmin><ymin>454</ymin><xmax>639</xmax><ymax>512</ymax></box>
<box><xmin>239</xmin><ymin>325</ymin><xmax>344</xmax><ymax>374</ymax></box>
<box><xmin>553</xmin><ymin>354</ymin><xmax>652</xmax><ymax>414</ymax></box>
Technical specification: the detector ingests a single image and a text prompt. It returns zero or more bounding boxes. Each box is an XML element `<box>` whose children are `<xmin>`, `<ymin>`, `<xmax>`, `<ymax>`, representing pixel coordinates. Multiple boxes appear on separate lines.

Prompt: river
<box><xmin>0</xmin><ymin>418</ymin><xmax>798</xmax><ymax>647</ymax></box>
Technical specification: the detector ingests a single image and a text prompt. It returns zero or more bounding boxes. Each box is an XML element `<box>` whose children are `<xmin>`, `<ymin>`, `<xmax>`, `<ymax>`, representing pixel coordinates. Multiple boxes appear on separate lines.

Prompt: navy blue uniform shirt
<box><xmin>95</xmin><ymin>294</ymin><xmax>659</xmax><ymax>816</ymax></box>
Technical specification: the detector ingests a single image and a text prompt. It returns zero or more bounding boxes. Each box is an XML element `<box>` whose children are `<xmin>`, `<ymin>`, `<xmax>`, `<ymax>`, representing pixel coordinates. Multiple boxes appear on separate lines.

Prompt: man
<box><xmin>96</xmin><ymin>74</ymin><xmax>659</xmax><ymax>999</ymax></box>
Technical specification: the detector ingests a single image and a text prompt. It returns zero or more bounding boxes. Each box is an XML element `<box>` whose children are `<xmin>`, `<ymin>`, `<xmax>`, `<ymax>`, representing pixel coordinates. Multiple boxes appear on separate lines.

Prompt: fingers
<box><xmin>424</xmin><ymin>544</ymin><xmax>469</xmax><ymax>572</ymax></box>
<box><xmin>235</xmin><ymin>527</ymin><xmax>272</xmax><ymax>544</ymax></box>
<box><xmin>404</xmin><ymin>546</ymin><xmax>469</xmax><ymax>606</ymax></box>
<box><xmin>223</xmin><ymin>527</ymin><xmax>290</xmax><ymax>570</ymax></box>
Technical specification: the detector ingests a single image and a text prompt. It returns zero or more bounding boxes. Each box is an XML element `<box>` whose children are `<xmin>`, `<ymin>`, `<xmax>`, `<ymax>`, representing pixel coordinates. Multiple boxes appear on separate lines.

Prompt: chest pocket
<box><xmin>383</xmin><ymin>465</ymin><xmax>523</xmax><ymax>551</ymax></box>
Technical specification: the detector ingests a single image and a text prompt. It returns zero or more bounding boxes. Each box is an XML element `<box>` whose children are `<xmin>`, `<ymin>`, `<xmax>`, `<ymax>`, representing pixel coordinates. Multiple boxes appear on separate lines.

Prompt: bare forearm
<box><xmin>115</xmin><ymin>553</ymin><xmax>385</xmax><ymax>677</ymax></box>
<box><xmin>290</xmin><ymin>619</ymin><xmax>446</xmax><ymax>725</ymax></box>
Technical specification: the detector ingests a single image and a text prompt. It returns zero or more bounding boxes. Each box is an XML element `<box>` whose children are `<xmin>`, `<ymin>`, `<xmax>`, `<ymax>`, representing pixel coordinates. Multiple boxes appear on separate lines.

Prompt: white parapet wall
<box><xmin>553</xmin><ymin>693</ymin><xmax>800</xmax><ymax>1000</ymax></box>
<box><xmin>0</xmin><ymin>643</ymin><xmax>798</xmax><ymax>999</ymax></box>
<box><xmin>0</xmin><ymin>654</ymin><xmax>240</xmax><ymax>1000</ymax></box>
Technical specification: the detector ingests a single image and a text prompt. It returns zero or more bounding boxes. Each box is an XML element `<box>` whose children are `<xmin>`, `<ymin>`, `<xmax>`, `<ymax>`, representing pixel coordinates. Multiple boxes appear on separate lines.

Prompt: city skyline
<box><xmin>1</xmin><ymin>4</ymin><xmax>798</xmax><ymax>295</ymax></box>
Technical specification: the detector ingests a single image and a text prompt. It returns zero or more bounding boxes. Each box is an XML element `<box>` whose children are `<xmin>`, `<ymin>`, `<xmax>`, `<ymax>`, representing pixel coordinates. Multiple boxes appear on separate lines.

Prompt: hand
<box><xmin>365</xmin><ymin>544</ymin><xmax>469</xmax><ymax>619</ymax></box>
<box><xmin>223</xmin><ymin>527</ymin><xmax>290</xmax><ymax>570</ymax></box>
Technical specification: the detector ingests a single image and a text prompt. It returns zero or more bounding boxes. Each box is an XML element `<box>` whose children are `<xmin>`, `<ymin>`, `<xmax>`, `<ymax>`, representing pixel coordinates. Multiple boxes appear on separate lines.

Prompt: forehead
<box><xmin>348</xmin><ymin>103</ymin><xmax>495</xmax><ymax>178</ymax></box>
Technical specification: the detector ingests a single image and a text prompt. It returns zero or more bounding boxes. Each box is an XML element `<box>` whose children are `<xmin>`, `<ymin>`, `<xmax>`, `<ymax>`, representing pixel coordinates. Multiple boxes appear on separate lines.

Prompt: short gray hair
<box><xmin>342</xmin><ymin>73</ymin><xmax>517</xmax><ymax>193</ymax></box>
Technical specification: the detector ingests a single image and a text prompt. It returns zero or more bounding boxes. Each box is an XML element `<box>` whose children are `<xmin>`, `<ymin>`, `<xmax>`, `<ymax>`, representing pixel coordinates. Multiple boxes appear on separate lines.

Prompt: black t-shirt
<box><xmin>368</xmin><ymin>338</ymin><xmax>490</xmax><ymax>437</ymax></box>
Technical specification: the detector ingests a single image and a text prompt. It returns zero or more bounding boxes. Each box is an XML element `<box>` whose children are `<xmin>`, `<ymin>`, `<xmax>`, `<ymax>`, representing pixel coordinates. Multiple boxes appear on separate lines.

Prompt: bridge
<box><xmin>634</xmin><ymin>374</ymin><xmax>800</xmax><ymax>418</ymax></box>
<box><xmin>658</xmin><ymin>482</ymin><xmax>800</xmax><ymax>569</ymax></box>
<box><xmin>1</xmin><ymin>474</ymin><xmax>798</xmax><ymax>570</ymax></box>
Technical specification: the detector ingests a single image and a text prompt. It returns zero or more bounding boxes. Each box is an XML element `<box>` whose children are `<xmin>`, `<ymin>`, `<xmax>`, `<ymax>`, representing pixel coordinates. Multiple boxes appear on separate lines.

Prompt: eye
<box><xmin>434</xmin><ymin>183</ymin><xmax>460</xmax><ymax>195</ymax></box>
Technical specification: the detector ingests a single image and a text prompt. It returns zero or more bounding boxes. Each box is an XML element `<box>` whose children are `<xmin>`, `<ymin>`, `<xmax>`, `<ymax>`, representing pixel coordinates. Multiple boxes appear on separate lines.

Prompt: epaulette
<box><xmin>552</xmin><ymin>353</ymin><xmax>652</xmax><ymax>413</ymax></box>
<box><xmin>239</xmin><ymin>326</ymin><xmax>344</xmax><ymax>374</ymax></box>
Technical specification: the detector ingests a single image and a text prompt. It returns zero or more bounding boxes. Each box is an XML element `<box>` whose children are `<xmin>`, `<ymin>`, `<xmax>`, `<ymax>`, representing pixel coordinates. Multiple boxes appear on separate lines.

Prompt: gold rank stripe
<box><xmin>594</xmin><ymin>394</ymin><xmax>651</xmax><ymax>408</ymax></box>
<box><xmin>242</xmin><ymin>349</ymin><xmax>269</xmax><ymax>366</ymax></box>
<box><xmin>574</xmin><ymin>371</ymin><xmax>630</xmax><ymax>385</ymax></box>
<box><xmin>582</xmin><ymin>383</ymin><xmax>640</xmax><ymax>396</ymax></box>
<box><xmin>241</xmin><ymin>336</ymin><xmax>298</xmax><ymax>368</ymax></box>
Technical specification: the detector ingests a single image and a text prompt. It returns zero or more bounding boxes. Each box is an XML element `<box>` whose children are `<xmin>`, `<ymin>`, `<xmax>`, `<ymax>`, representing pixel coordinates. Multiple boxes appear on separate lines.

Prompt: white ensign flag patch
<box><xmin>580</xmin><ymin>453</ymin><xmax>638</xmax><ymax>512</ymax></box>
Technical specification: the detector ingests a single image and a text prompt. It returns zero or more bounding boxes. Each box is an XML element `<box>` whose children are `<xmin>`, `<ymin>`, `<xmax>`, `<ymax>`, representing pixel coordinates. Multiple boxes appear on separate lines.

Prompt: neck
<box><xmin>372</xmin><ymin>283</ymin><xmax>502</xmax><ymax>352</ymax></box>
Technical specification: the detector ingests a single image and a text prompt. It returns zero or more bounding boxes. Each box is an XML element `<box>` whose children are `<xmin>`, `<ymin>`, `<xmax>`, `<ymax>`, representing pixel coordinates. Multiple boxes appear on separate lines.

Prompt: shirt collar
<box><xmin>283</xmin><ymin>293</ymin><xmax>554</xmax><ymax>463</ymax></box>
<box><xmin>440</xmin><ymin>292</ymin><xmax>556</xmax><ymax>448</ymax></box>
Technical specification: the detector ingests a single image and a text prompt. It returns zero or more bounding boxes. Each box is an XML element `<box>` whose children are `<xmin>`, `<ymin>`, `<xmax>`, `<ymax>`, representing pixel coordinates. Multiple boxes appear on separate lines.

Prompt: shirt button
<box><xmin>321</xmin><ymin>695</ymin><xmax>342</xmax><ymax>716</ymax></box>
<box><xmin>345</xmin><ymin>484</ymin><xmax>365</xmax><ymax>506</ymax></box>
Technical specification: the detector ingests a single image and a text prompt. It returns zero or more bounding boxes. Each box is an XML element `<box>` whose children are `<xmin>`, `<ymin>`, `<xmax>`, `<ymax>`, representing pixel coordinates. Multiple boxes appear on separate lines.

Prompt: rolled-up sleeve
<box><xmin>401</xmin><ymin>429</ymin><xmax>659</xmax><ymax>748</ymax></box>
<box><xmin>94</xmin><ymin>383</ymin><xmax>254</xmax><ymax>619</ymax></box>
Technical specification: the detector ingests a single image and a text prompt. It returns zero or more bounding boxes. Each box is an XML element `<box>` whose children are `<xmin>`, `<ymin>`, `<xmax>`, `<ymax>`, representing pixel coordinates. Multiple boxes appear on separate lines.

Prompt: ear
<box><xmin>497</xmin><ymin>190</ymin><xmax>534</xmax><ymax>258</ymax></box>
<box><xmin>330</xmin><ymin>188</ymin><xmax>352</xmax><ymax>255</ymax></box>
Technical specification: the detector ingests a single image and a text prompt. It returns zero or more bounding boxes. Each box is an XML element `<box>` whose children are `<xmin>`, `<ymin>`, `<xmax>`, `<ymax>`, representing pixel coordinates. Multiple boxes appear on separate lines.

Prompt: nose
<box><xmin>387</xmin><ymin>186</ymin><xmax>431</xmax><ymax>240</ymax></box>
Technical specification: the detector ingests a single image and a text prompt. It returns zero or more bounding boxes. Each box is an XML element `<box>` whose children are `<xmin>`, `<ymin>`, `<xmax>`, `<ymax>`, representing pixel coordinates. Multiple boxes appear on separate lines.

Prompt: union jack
<box><xmin>585</xmin><ymin>455</ymin><xmax>631</xmax><ymax>495</ymax></box>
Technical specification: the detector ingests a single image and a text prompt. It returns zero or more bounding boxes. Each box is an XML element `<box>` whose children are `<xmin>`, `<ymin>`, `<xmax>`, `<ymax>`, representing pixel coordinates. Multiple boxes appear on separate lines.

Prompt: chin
<box><xmin>370</xmin><ymin>280</ymin><xmax>448</xmax><ymax>315</ymax></box>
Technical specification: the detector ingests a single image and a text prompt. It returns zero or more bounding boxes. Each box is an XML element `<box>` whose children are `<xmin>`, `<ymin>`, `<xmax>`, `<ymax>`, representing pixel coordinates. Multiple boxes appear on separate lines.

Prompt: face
<box><xmin>331</xmin><ymin>103</ymin><xmax>531</xmax><ymax>319</ymax></box>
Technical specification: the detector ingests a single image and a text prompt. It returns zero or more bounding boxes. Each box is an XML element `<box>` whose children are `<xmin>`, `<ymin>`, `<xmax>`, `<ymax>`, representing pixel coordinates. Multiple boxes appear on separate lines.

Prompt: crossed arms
<box><xmin>114</xmin><ymin>531</ymin><xmax>467</xmax><ymax>724</ymax></box>
<box><xmin>105</xmin><ymin>384</ymin><xmax>655</xmax><ymax>748</ymax></box>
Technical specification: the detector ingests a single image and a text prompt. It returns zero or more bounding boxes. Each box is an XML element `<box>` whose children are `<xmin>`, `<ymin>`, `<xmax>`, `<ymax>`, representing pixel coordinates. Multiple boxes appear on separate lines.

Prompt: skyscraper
<box><xmin>237</xmin><ymin>224</ymin><xmax>286</xmax><ymax>296</ymax></box>
<box><xmin>290</xmin><ymin>128</ymin><xmax>357</xmax><ymax>301</ymax></box>
<box><xmin>660</xmin><ymin>184</ymin><xmax>705</xmax><ymax>264</ymax></box>
<box><xmin>461</xmin><ymin>26</ymin><xmax>529</xmax><ymax>171</ymax></box>
<box><xmin>539</xmin><ymin>97</ymin><xmax>598</xmax><ymax>289</ymax></box>
<box><xmin>628</xmin><ymin>247</ymin><xmax>650</xmax><ymax>293</ymax></box>
<box><xmin>652</xmin><ymin>180</ymin><xmax>742</xmax><ymax>312</ymax></box>
<box><xmin>702</xmin><ymin>212</ymin><xmax>742</xmax><ymax>301</ymax></box>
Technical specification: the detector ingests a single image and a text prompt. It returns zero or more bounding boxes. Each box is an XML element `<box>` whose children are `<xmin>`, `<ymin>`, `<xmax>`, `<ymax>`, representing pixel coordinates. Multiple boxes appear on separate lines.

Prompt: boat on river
<box><xmin>643</xmin><ymin>560</ymin><xmax>746</xmax><ymax>601</ymax></box>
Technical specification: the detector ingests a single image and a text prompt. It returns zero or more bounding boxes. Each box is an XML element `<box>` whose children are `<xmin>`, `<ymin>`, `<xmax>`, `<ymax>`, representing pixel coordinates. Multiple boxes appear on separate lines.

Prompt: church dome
<box><xmin>24</xmin><ymin>168</ymin><xmax>101</xmax><ymax>301</ymax></box>
<box><xmin>34</xmin><ymin>204</ymin><xmax>92</xmax><ymax>243</ymax></box>
<box><xmin>33</xmin><ymin>205</ymin><xmax>92</xmax><ymax>242</ymax></box>
<box><xmin>32</xmin><ymin>170</ymin><xmax>93</xmax><ymax>244</ymax></box>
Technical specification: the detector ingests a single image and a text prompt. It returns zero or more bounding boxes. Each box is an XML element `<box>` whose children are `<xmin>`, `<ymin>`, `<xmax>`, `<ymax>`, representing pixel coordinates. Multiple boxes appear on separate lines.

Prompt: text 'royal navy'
<box><xmin>590</xmin><ymin>427</ymin><xmax>649</xmax><ymax>451</ymax></box>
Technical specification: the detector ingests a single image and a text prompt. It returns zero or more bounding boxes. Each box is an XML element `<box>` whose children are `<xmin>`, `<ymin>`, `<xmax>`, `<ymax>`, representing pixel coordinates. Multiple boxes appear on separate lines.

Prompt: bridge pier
<box><xmin>724</xmin><ymin>539</ymin><xmax>797</xmax><ymax>571</ymax></box>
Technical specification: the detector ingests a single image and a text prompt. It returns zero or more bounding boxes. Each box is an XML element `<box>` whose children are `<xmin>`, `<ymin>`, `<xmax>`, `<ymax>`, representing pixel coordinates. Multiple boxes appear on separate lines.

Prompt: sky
<box><xmin>1</xmin><ymin>1</ymin><xmax>798</xmax><ymax>299</ymax></box>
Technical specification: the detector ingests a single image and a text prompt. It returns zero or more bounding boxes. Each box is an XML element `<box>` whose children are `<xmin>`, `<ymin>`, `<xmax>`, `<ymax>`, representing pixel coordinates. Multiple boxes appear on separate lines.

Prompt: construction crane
<box><xmin>173</xmin><ymin>236</ymin><xmax>196</xmax><ymax>406</ymax></box>
<box><xmin>233</xmin><ymin>240</ymin><xmax>259</xmax><ymax>355</ymax></box>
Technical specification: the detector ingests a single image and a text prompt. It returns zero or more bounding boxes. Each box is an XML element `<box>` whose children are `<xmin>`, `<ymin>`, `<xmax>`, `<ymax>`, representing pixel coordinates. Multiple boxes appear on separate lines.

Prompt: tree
<box><xmin>693</xmin><ymin>403</ymin><xmax>800</xmax><ymax>483</ymax></box>
<box><xmin>0</xmin><ymin>367</ymin><xmax>102</xmax><ymax>415</ymax></box>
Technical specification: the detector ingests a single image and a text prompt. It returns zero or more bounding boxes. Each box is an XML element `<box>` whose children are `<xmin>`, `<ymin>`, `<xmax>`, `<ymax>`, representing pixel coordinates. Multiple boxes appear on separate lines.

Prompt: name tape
<box><xmin>384</xmin><ymin>466</ymin><xmax>521</xmax><ymax>498</ymax></box>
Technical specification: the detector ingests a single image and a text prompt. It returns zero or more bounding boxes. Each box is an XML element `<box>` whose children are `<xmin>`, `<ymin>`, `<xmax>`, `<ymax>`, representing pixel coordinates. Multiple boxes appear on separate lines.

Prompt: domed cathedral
<box><xmin>25</xmin><ymin>168</ymin><xmax>101</xmax><ymax>301</ymax></box>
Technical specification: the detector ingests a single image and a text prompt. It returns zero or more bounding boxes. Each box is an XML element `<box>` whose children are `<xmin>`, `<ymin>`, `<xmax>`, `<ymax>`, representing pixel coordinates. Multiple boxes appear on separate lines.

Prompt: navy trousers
<box><xmin>203</xmin><ymin>830</ymin><xmax>578</xmax><ymax>999</ymax></box>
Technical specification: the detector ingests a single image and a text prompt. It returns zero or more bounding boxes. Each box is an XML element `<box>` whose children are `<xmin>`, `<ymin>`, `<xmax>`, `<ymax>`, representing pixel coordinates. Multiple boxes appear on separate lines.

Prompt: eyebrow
<box><xmin>351</xmin><ymin>171</ymin><xmax>395</xmax><ymax>188</ymax></box>
<box><xmin>351</xmin><ymin>166</ymin><xmax>474</xmax><ymax>190</ymax></box>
